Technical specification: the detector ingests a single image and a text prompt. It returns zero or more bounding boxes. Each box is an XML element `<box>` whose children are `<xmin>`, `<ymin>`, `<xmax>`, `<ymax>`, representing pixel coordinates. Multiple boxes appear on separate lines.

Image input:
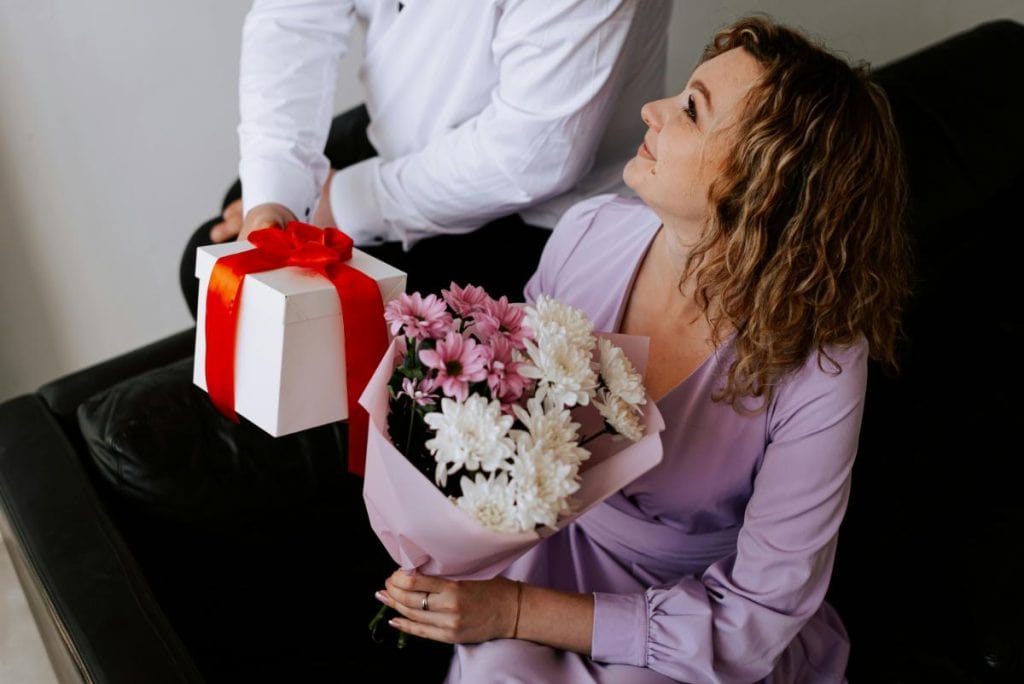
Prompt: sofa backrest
<box><xmin>829</xmin><ymin>19</ymin><xmax>1024</xmax><ymax>680</ymax></box>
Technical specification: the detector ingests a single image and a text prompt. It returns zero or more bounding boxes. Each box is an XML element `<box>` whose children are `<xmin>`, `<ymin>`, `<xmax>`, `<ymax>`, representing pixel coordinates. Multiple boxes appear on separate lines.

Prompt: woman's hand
<box><xmin>378</xmin><ymin>570</ymin><xmax>520</xmax><ymax>645</ymax></box>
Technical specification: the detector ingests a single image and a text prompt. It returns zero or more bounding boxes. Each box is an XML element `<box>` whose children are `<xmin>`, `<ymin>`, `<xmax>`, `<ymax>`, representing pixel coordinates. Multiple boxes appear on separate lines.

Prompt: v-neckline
<box><xmin>610</xmin><ymin>213</ymin><xmax>661</xmax><ymax>335</ymax></box>
<box><xmin>608</xmin><ymin>212</ymin><xmax>734</xmax><ymax>405</ymax></box>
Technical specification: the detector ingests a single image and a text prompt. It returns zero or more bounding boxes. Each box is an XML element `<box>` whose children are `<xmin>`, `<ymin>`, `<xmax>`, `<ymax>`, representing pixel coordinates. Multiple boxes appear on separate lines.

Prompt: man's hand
<box><xmin>311</xmin><ymin>168</ymin><xmax>337</xmax><ymax>228</ymax></box>
<box><xmin>239</xmin><ymin>202</ymin><xmax>297</xmax><ymax>241</ymax></box>
<box><xmin>209</xmin><ymin>198</ymin><xmax>244</xmax><ymax>243</ymax></box>
<box><xmin>208</xmin><ymin>200</ymin><xmax>296</xmax><ymax>243</ymax></box>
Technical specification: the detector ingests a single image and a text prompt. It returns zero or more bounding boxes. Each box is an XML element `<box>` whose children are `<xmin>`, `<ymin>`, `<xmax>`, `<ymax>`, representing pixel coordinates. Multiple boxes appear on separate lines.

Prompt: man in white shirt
<box><xmin>179</xmin><ymin>0</ymin><xmax>671</xmax><ymax>315</ymax></box>
<box><xmin>154</xmin><ymin>2</ymin><xmax>672</xmax><ymax>673</ymax></box>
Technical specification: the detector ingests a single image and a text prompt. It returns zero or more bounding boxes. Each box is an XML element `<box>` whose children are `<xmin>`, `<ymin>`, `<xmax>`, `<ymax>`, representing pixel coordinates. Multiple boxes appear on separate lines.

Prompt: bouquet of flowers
<box><xmin>383</xmin><ymin>283</ymin><xmax>651</xmax><ymax>529</ymax></box>
<box><xmin>358</xmin><ymin>283</ymin><xmax>665</xmax><ymax>641</ymax></box>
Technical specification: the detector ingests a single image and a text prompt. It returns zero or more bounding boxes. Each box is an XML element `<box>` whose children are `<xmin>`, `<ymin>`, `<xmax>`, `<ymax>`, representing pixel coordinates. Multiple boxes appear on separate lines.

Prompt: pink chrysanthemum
<box><xmin>441</xmin><ymin>282</ymin><xmax>493</xmax><ymax>318</ymax></box>
<box><xmin>384</xmin><ymin>292</ymin><xmax>453</xmax><ymax>341</ymax></box>
<box><xmin>471</xmin><ymin>295</ymin><xmax>531</xmax><ymax>350</ymax></box>
<box><xmin>482</xmin><ymin>336</ymin><xmax>531</xmax><ymax>405</ymax></box>
<box><xmin>419</xmin><ymin>332</ymin><xmax>489</xmax><ymax>401</ymax></box>
<box><xmin>401</xmin><ymin>377</ymin><xmax>438</xmax><ymax>406</ymax></box>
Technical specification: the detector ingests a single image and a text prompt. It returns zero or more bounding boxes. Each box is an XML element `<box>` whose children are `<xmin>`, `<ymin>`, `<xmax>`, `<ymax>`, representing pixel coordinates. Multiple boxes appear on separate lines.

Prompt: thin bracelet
<box><xmin>511</xmin><ymin>581</ymin><xmax>524</xmax><ymax>639</ymax></box>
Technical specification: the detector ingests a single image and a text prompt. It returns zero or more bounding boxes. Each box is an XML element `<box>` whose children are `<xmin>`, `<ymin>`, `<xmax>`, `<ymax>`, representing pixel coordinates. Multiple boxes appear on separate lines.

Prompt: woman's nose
<box><xmin>640</xmin><ymin>100</ymin><xmax>662</xmax><ymax>131</ymax></box>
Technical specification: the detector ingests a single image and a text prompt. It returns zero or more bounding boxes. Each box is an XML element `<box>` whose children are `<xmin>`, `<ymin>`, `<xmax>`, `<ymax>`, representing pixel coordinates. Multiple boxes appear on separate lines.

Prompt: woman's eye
<box><xmin>685</xmin><ymin>94</ymin><xmax>697</xmax><ymax>123</ymax></box>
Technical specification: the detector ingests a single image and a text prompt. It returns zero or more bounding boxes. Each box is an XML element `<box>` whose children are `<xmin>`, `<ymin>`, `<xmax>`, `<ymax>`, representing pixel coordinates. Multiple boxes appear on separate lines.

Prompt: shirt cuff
<box><xmin>329</xmin><ymin>156</ymin><xmax>401</xmax><ymax>246</ymax></box>
<box><xmin>591</xmin><ymin>592</ymin><xmax>648</xmax><ymax>667</ymax></box>
<box><xmin>238</xmin><ymin>158</ymin><xmax>319</xmax><ymax>221</ymax></box>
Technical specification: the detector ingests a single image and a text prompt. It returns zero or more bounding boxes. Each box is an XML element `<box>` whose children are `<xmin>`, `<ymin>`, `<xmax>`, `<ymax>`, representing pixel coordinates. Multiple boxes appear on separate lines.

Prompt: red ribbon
<box><xmin>204</xmin><ymin>221</ymin><xmax>387</xmax><ymax>476</ymax></box>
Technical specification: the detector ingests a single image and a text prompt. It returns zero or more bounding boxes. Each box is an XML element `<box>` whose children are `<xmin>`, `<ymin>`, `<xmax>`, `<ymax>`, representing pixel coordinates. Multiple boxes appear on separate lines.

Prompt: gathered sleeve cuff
<box><xmin>591</xmin><ymin>591</ymin><xmax>649</xmax><ymax>667</ymax></box>
<box><xmin>593</xmin><ymin>579</ymin><xmax>725</xmax><ymax>682</ymax></box>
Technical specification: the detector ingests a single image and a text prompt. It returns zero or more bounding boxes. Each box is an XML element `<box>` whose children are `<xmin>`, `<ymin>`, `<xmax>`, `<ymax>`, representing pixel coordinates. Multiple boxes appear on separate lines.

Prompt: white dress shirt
<box><xmin>239</xmin><ymin>0</ymin><xmax>670</xmax><ymax>248</ymax></box>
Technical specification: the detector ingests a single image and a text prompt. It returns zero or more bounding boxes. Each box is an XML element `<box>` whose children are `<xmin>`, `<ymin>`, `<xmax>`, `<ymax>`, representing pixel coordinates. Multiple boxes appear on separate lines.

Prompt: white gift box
<box><xmin>194</xmin><ymin>240</ymin><xmax>406</xmax><ymax>437</ymax></box>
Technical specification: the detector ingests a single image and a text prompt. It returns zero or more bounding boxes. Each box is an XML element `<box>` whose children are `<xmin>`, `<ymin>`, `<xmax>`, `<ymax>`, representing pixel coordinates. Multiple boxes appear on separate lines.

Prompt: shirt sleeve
<box><xmin>591</xmin><ymin>342</ymin><xmax>869</xmax><ymax>683</ymax></box>
<box><xmin>330</xmin><ymin>0</ymin><xmax>648</xmax><ymax>248</ymax></box>
<box><xmin>237</xmin><ymin>0</ymin><xmax>357</xmax><ymax>219</ymax></box>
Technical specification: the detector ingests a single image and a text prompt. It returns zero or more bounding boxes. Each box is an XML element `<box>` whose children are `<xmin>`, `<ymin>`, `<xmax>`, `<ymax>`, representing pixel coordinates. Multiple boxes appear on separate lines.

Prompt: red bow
<box><xmin>204</xmin><ymin>222</ymin><xmax>388</xmax><ymax>476</ymax></box>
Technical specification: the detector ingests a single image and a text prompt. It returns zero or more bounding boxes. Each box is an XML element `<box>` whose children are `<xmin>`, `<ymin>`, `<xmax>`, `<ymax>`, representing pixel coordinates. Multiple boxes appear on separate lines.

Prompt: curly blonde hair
<box><xmin>684</xmin><ymin>17</ymin><xmax>912</xmax><ymax>410</ymax></box>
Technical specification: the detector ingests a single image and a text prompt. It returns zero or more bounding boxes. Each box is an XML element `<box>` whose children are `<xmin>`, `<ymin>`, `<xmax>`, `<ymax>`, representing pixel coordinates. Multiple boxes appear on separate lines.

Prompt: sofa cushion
<box><xmin>78</xmin><ymin>358</ymin><xmax>348</xmax><ymax>530</ymax></box>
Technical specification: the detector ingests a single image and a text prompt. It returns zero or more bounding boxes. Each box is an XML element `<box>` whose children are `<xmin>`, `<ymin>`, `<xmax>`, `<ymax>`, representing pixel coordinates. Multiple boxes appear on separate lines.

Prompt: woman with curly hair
<box><xmin>373</xmin><ymin>16</ymin><xmax>912</xmax><ymax>682</ymax></box>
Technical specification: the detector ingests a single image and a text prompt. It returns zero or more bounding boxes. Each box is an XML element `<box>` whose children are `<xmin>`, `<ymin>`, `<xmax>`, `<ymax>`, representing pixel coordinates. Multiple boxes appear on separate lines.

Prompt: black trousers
<box><xmin>179</xmin><ymin>104</ymin><xmax>551</xmax><ymax>319</ymax></box>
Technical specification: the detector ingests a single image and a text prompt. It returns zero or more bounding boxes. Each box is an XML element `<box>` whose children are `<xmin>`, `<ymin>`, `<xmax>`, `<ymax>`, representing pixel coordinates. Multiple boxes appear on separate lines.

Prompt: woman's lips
<box><xmin>638</xmin><ymin>140</ymin><xmax>655</xmax><ymax>161</ymax></box>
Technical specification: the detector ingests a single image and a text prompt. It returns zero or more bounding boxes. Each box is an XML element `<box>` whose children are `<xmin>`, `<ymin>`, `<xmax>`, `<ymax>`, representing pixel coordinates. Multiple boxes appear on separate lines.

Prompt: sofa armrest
<box><xmin>0</xmin><ymin>395</ymin><xmax>202</xmax><ymax>684</ymax></box>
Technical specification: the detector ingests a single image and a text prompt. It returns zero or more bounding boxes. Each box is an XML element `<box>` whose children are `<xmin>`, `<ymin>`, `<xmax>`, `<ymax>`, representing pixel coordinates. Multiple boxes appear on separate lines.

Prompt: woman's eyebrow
<box><xmin>692</xmin><ymin>79</ymin><xmax>713</xmax><ymax>113</ymax></box>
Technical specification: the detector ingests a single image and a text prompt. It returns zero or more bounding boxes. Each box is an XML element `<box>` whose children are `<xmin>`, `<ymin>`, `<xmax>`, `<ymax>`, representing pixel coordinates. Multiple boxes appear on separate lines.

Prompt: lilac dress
<box><xmin>446</xmin><ymin>195</ymin><xmax>863</xmax><ymax>683</ymax></box>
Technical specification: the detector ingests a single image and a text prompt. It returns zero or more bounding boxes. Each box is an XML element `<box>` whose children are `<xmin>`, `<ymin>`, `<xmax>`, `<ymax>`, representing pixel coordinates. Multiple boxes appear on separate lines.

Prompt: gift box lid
<box><xmin>196</xmin><ymin>240</ymin><xmax>405</xmax><ymax>325</ymax></box>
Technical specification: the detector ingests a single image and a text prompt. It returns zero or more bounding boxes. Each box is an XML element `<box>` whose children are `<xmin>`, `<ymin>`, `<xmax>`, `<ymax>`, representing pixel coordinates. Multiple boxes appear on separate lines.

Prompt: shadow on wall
<box><xmin>0</xmin><ymin>132</ymin><xmax>61</xmax><ymax>401</ymax></box>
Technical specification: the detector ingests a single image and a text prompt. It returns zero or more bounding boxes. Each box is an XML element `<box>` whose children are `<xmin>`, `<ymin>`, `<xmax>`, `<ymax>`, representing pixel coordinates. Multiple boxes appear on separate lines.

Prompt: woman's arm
<box><xmin>379</xmin><ymin>571</ymin><xmax>594</xmax><ymax>653</ymax></box>
<box><xmin>589</xmin><ymin>342</ymin><xmax>869</xmax><ymax>682</ymax></box>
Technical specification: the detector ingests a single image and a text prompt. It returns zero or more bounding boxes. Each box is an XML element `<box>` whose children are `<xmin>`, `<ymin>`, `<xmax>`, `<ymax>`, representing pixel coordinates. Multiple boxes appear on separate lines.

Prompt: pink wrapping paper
<box><xmin>358</xmin><ymin>333</ymin><xmax>666</xmax><ymax>581</ymax></box>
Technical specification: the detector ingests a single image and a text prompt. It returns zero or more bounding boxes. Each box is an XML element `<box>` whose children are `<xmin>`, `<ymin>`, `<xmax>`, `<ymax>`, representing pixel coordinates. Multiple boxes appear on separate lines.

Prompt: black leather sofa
<box><xmin>2</xmin><ymin>19</ymin><xmax>1022</xmax><ymax>683</ymax></box>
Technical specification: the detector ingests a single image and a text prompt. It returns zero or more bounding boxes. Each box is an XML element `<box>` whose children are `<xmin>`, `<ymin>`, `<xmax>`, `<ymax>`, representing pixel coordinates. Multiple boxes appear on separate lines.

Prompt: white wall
<box><xmin>663</xmin><ymin>1</ymin><xmax>1024</xmax><ymax>91</ymax></box>
<box><xmin>0</xmin><ymin>1</ymin><xmax>366</xmax><ymax>400</ymax></box>
<box><xmin>1</xmin><ymin>1</ymin><xmax>1021</xmax><ymax>401</ymax></box>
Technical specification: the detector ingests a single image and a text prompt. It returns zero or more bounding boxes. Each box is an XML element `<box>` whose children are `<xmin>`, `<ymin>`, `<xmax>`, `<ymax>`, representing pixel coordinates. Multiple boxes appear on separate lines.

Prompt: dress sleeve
<box><xmin>591</xmin><ymin>342</ymin><xmax>869</xmax><ymax>683</ymax></box>
<box><xmin>523</xmin><ymin>194</ymin><xmax>616</xmax><ymax>303</ymax></box>
<box><xmin>328</xmin><ymin>0</ymin><xmax>656</xmax><ymax>248</ymax></box>
<box><xmin>237</xmin><ymin>0</ymin><xmax>358</xmax><ymax>219</ymax></box>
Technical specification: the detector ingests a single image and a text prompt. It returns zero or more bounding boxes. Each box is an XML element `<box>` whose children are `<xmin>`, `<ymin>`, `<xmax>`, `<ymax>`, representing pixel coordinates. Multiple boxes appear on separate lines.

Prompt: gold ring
<box><xmin>421</xmin><ymin>593</ymin><xmax>430</xmax><ymax>611</ymax></box>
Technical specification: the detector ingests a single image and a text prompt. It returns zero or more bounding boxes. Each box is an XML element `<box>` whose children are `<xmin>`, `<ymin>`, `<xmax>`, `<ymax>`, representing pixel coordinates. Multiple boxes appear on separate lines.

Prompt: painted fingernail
<box><xmin>374</xmin><ymin>591</ymin><xmax>387</xmax><ymax>603</ymax></box>
<box><xmin>388</xmin><ymin>618</ymin><xmax>399</xmax><ymax>627</ymax></box>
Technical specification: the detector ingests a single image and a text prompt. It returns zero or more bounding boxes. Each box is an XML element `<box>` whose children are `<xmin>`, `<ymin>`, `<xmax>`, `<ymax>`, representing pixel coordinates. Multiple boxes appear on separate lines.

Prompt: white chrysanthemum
<box><xmin>597</xmin><ymin>338</ymin><xmax>647</xmax><ymax>408</ymax></box>
<box><xmin>519</xmin><ymin>296</ymin><xmax>599</xmax><ymax>407</ymax></box>
<box><xmin>523</xmin><ymin>295</ymin><xmax>596</xmax><ymax>350</ymax></box>
<box><xmin>509</xmin><ymin>444</ymin><xmax>580</xmax><ymax>530</ymax></box>
<box><xmin>511</xmin><ymin>397</ymin><xmax>589</xmax><ymax>468</ymax></box>
<box><xmin>593</xmin><ymin>389</ymin><xmax>645</xmax><ymax>442</ymax></box>
<box><xmin>455</xmin><ymin>472</ymin><xmax>520</xmax><ymax>533</ymax></box>
<box><xmin>424</xmin><ymin>396</ymin><xmax>515</xmax><ymax>487</ymax></box>
<box><xmin>519</xmin><ymin>336</ymin><xmax>598</xmax><ymax>408</ymax></box>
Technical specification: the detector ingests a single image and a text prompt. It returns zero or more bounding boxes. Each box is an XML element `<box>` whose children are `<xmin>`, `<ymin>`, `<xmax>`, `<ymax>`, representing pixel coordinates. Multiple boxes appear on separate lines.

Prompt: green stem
<box><xmin>404</xmin><ymin>339</ymin><xmax>420</xmax><ymax>457</ymax></box>
<box><xmin>579</xmin><ymin>427</ymin><xmax>610</xmax><ymax>448</ymax></box>
<box><xmin>405</xmin><ymin>402</ymin><xmax>416</xmax><ymax>457</ymax></box>
<box><xmin>368</xmin><ymin>604</ymin><xmax>390</xmax><ymax>643</ymax></box>
<box><xmin>368</xmin><ymin>604</ymin><xmax>412</xmax><ymax>649</ymax></box>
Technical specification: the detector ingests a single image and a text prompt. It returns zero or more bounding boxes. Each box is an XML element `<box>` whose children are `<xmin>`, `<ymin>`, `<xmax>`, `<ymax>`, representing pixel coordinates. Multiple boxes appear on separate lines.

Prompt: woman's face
<box><xmin>624</xmin><ymin>47</ymin><xmax>763</xmax><ymax>226</ymax></box>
